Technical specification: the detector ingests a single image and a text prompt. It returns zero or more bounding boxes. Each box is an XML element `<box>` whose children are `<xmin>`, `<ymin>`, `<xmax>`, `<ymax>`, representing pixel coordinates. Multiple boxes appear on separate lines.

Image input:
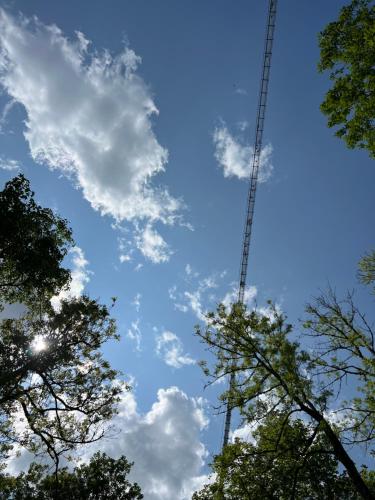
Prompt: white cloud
<box><xmin>171</xmin><ymin>268</ymin><xmax>228</xmax><ymax>322</ymax></box>
<box><xmin>0</xmin><ymin>9</ymin><xmax>182</xmax><ymax>261</ymax></box>
<box><xmin>183</xmin><ymin>274</ymin><xmax>220</xmax><ymax>322</ymax></box>
<box><xmin>222</xmin><ymin>283</ymin><xmax>257</xmax><ymax>311</ymax></box>
<box><xmin>185</xmin><ymin>263</ymin><xmax>199</xmax><ymax>279</ymax></box>
<box><xmin>119</xmin><ymin>254</ymin><xmax>131</xmax><ymax>263</ymax></box>
<box><xmin>5</xmin><ymin>405</ymin><xmax>36</xmax><ymax>475</ymax></box>
<box><xmin>168</xmin><ymin>285</ymin><xmax>177</xmax><ymax>301</ymax></box>
<box><xmin>0</xmin><ymin>97</ymin><xmax>16</xmax><ymax>132</ymax></box>
<box><xmin>51</xmin><ymin>246</ymin><xmax>90</xmax><ymax>310</ymax></box>
<box><xmin>0</xmin><ymin>156</ymin><xmax>21</xmax><ymax>171</ymax></box>
<box><xmin>237</xmin><ymin>120</ymin><xmax>249</xmax><ymax>132</ymax></box>
<box><xmin>131</xmin><ymin>293</ymin><xmax>141</xmax><ymax>313</ymax></box>
<box><xmin>81</xmin><ymin>386</ymin><xmax>209</xmax><ymax>500</ymax></box>
<box><xmin>185</xmin><ymin>263</ymin><xmax>193</xmax><ymax>276</ymax></box>
<box><xmin>127</xmin><ymin>319</ymin><xmax>142</xmax><ymax>351</ymax></box>
<box><xmin>257</xmin><ymin>302</ymin><xmax>282</xmax><ymax>321</ymax></box>
<box><xmin>175</xmin><ymin>303</ymin><xmax>189</xmax><ymax>313</ymax></box>
<box><xmin>135</xmin><ymin>224</ymin><xmax>172</xmax><ymax>263</ymax></box>
<box><xmin>234</xmin><ymin>87</ymin><xmax>247</xmax><ymax>96</ymax></box>
<box><xmin>213</xmin><ymin>124</ymin><xmax>273</xmax><ymax>182</ymax></box>
<box><xmin>117</xmin><ymin>231</ymin><xmax>136</xmax><ymax>264</ymax></box>
<box><xmin>184</xmin><ymin>290</ymin><xmax>206</xmax><ymax>322</ymax></box>
<box><xmin>155</xmin><ymin>331</ymin><xmax>195</xmax><ymax>369</ymax></box>
<box><xmin>323</xmin><ymin>409</ymin><xmax>354</xmax><ymax>429</ymax></box>
<box><xmin>230</xmin><ymin>421</ymin><xmax>258</xmax><ymax>444</ymax></box>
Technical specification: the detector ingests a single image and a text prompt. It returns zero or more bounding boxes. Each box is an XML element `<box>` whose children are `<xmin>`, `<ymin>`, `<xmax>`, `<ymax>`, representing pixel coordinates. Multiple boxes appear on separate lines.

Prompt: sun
<box><xmin>31</xmin><ymin>335</ymin><xmax>47</xmax><ymax>353</ymax></box>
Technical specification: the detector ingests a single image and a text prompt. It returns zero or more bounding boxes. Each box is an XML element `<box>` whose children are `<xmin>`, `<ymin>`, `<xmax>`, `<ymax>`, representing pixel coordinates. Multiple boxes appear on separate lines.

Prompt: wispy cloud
<box><xmin>170</xmin><ymin>268</ymin><xmax>228</xmax><ymax>322</ymax></box>
<box><xmin>234</xmin><ymin>87</ymin><xmax>247</xmax><ymax>96</ymax></box>
<box><xmin>135</xmin><ymin>224</ymin><xmax>172</xmax><ymax>264</ymax></box>
<box><xmin>127</xmin><ymin>319</ymin><xmax>142</xmax><ymax>351</ymax></box>
<box><xmin>0</xmin><ymin>9</ymin><xmax>182</xmax><ymax>263</ymax></box>
<box><xmin>155</xmin><ymin>331</ymin><xmax>195</xmax><ymax>369</ymax></box>
<box><xmin>0</xmin><ymin>156</ymin><xmax>21</xmax><ymax>171</ymax></box>
<box><xmin>213</xmin><ymin>123</ymin><xmax>273</xmax><ymax>182</ymax></box>
<box><xmin>132</xmin><ymin>293</ymin><xmax>142</xmax><ymax>313</ymax></box>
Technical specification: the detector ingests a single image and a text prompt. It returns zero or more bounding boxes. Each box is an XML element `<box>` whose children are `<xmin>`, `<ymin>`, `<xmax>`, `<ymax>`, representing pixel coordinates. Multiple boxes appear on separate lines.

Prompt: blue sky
<box><xmin>0</xmin><ymin>1</ymin><xmax>374</xmax><ymax>497</ymax></box>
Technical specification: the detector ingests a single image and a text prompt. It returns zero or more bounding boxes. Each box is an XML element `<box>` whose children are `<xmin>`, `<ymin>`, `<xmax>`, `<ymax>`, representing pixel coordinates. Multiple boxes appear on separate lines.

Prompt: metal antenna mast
<box><xmin>222</xmin><ymin>0</ymin><xmax>278</xmax><ymax>449</ymax></box>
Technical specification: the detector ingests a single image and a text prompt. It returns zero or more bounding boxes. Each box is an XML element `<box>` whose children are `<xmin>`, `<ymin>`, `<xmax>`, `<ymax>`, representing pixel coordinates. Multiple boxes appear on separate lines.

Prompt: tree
<box><xmin>304</xmin><ymin>259</ymin><xmax>375</xmax><ymax>452</ymax></box>
<box><xmin>196</xmin><ymin>295</ymin><xmax>374</xmax><ymax>499</ymax></box>
<box><xmin>0</xmin><ymin>297</ymin><xmax>123</xmax><ymax>468</ymax></box>
<box><xmin>0</xmin><ymin>175</ymin><xmax>73</xmax><ymax>307</ymax></box>
<box><xmin>318</xmin><ymin>0</ymin><xmax>375</xmax><ymax>157</ymax></box>
<box><xmin>193</xmin><ymin>413</ymin><xmax>369</xmax><ymax>499</ymax></box>
<box><xmin>0</xmin><ymin>176</ymin><xmax>123</xmax><ymax>469</ymax></box>
<box><xmin>0</xmin><ymin>452</ymin><xmax>143</xmax><ymax>499</ymax></box>
<box><xmin>358</xmin><ymin>249</ymin><xmax>375</xmax><ymax>292</ymax></box>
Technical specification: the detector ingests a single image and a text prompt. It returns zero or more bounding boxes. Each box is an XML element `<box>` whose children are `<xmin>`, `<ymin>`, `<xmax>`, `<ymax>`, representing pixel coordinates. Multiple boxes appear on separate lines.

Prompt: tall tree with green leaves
<box><xmin>0</xmin><ymin>176</ymin><xmax>124</xmax><ymax>470</ymax></box>
<box><xmin>0</xmin><ymin>175</ymin><xmax>73</xmax><ymax>307</ymax></box>
<box><xmin>196</xmin><ymin>269</ymin><xmax>375</xmax><ymax>499</ymax></box>
<box><xmin>0</xmin><ymin>452</ymin><xmax>143</xmax><ymax>499</ymax></box>
<box><xmin>194</xmin><ymin>413</ymin><xmax>370</xmax><ymax>499</ymax></box>
<box><xmin>318</xmin><ymin>0</ymin><xmax>375</xmax><ymax>157</ymax></box>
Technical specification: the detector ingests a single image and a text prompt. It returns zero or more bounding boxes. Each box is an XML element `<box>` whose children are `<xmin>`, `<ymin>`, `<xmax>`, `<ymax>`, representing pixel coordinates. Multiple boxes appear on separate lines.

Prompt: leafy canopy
<box><xmin>318</xmin><ymin>0</ymin><xmax>375</xmax><ymax>157</ymax></box>
<box><xmin>0</xmin><ymin>452</ymin><xmax>143</xmax><ymax>499</ymax></box>
<box><xmin>0</xmin><ymin>176</ymin><xmax>124</xmax><ymax>469</ymax></box>
<box><xmin>193</xmin><ymin>414</ymin><xmax>370</xmax><ymax>500</ymax></box>
<box><xmin>196</xmin><ymin>285</ymin><xmax>375</xmax><ymax>499</ymax></box>
<box><xmin>0</xmin><ymin>175</ymin><xmax>73</xmax><ymax>307</ymax></box>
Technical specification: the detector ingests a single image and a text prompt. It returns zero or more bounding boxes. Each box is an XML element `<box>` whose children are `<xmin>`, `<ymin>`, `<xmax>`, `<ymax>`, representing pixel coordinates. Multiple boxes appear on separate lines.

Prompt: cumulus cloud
<box><xmin>0</xmin><ymin>9</ymin><xmax>181</xmax><ymax>262</ymax></box>
<box><xmin>213</xmin><ymin>123</ymin><xmax>273</xmax><ymax>182</ymax></box>
<box><xmin>51</xmin><ymin>246</ymin><xmax>90</xmax><ymax>310</ymax></box>
<box><xmin>155</xmin><ymin>331</ymin><xmax>195</xmax><ymax>369</ymax></box>
<box><xmin>80</xmin><ymin>386</ymin><xmax>209</xmax><ymax>500</ymax></box>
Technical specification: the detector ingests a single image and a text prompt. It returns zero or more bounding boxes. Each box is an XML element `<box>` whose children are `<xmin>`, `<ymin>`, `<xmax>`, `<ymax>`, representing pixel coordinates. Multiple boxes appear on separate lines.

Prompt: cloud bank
<box><xmin>0</xmin><ymin>9</ymin><xmax>181</xmax><ymax>261</ymax></box>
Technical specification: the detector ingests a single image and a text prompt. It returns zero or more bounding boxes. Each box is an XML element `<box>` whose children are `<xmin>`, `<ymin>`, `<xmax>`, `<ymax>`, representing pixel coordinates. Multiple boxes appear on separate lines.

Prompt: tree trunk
<box><xmin>321</xmin><ymin>421</ymin><xmax>374</xmax><ymax>500</ymax></box>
